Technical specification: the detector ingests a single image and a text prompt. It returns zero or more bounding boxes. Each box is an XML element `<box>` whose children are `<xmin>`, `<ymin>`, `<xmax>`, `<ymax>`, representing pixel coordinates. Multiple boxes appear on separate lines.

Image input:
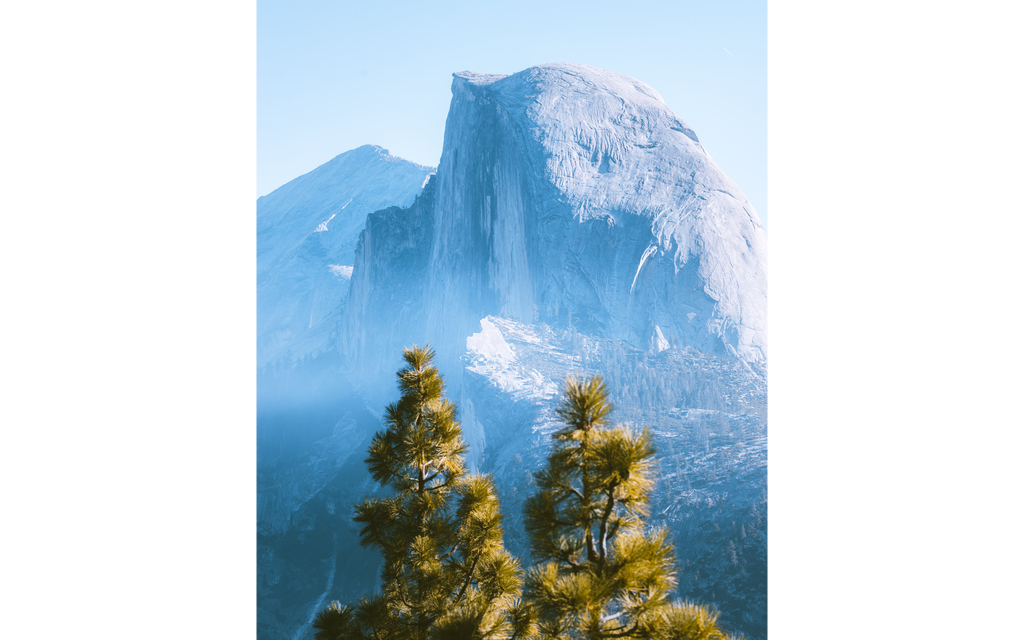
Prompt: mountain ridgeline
<box><xmin>257</xmin><ymin>63</ymin><xmax>767</xmax><ymax>640</ymax></box>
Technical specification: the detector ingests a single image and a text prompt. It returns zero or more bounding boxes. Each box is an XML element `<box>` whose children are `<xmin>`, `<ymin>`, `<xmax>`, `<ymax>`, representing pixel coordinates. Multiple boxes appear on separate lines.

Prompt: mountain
<box><xmin>258</xmin><ymin>63</ymin><xmax>767</xmax><ymax>640</ymax></box>
<box><xmin>345</xmin><ymin>64</ymin><xmax>765</xmax><ymax>393</ymax></box>
<box><xmin>257</xmin><ymin>145</ymin><xmax>434</xmax><ymax>368</ymax></box>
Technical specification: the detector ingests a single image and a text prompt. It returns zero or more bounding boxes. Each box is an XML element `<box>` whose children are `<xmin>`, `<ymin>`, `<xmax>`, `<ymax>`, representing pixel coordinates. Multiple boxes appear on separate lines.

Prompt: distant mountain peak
<box><xmin>346</xmin><ymin>144</ymin><xmax>435</xmax><ymax>171</ymax></box>
<box><xmin>257</xmin><ymin>146</ymin><xmax>434</xmax><ymax>368</ymax></box>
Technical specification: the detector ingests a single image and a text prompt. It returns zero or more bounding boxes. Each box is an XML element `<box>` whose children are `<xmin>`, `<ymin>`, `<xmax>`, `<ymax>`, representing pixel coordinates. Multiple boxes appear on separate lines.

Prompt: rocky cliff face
<box><xmin>425</xmin><ymin>64</ymin><xmax>766</xmax><ymax>367</ymax></box>
<box><xmin>259</xmin><ymin>64</ymin><xmax>768</xmax><ymax>640</ymax></box>
<box><xmin>342</xmin><ymin>177</ymin><xmax>438</xmax><ymax>398</ymax></box>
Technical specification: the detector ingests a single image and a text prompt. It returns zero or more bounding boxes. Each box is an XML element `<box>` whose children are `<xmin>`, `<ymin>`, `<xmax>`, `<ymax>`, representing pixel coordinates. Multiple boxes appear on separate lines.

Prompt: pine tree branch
<box><xmin>597</xmin><ymin>482</ymin><xmax>619</xmax><ymax>566</ymax></box>
<box><xmin>582</xmin><ymin>452</ymin><xmax>598</xmax><ymax>563</ymax></box>
<box><xmin>453</xmin><ymin>549</ymin><xmax>483</xmax><ymax>604</ymax></box>
<box><xmin>607</xmin><ymin>520</ymin><xmax>621</xmax><ymax>540</ymax></box>
<box><xmin>453</xmin><ymin>515</ymin><xmax>497</xmax><ymax>604</ymax></box>
<box><xmin>439</xmin><ymin>542</ymin><xmax>461</xmax><ymax>562</ymax></box>
<box><xmin>398</xmin><ymin>613</ymin><xmax>436</xmax><ymax>627</ymax></box>
<box><xmin>563</xmin><ymin>483</ymin><xmax>585</xmax><ymax>502</ymax></box>
<box><xmin>424</xmin><ymin>477</ymin><xmax>456</xmax><ymax>492</ymax></box>
<box><xmin>586</xmin><ymin>529</ymin><xmax>598</xmax><ymax>563</ymax></box>
<box><xmin>556</xmin><ymin>550</ymin><xmax>584</xmax><ymax>572</ymax></box>
<box><xmin>599</xmin><ymin>620</ymin><xmax>640</xmax><ymax>638</ymax></box>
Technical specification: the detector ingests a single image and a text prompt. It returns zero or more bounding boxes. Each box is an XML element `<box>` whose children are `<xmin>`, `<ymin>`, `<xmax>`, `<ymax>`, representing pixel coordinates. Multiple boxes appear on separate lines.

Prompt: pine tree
<box><xmin>314</xmin><ymin>346</ymin><xmax>527</xmax><ymax>640</ymax></box>
<box><xmin>523</xmin><ymin>376</ymin><xmax>737</xmax><ymax>640</ymax></box>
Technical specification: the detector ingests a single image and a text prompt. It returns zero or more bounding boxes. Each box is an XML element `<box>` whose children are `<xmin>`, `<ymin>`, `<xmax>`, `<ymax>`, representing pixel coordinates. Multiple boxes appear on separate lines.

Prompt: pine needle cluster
<box><xmin>313</xmin><ymin>346</ymin><xmax>525</xmax><ymax>640</ymax></box>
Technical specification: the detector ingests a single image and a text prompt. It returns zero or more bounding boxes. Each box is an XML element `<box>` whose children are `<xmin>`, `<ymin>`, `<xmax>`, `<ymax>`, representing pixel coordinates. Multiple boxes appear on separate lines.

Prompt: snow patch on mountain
<box><xmin>466</xmin><ymin>317</ymin><xmax>565</xmax><ymax>401</ymax></box>
<box><xmin>467</xmin><ymin>318</ymin><xmax>515</xmax><ymax>366</ymax></box>
<box><xmin>314</xmin><ymin>214</ymin><xmax>336</xmax><ymax>233</ymax></box>
<box><xmin>328</xmin><ymin>265</ymin><xmax>353</xmax><ymax>278</ymax></box>
<box><xmin>651</xmin><ymin>325</ymin><xmax>670</xmax><ymax>352</ymax></box>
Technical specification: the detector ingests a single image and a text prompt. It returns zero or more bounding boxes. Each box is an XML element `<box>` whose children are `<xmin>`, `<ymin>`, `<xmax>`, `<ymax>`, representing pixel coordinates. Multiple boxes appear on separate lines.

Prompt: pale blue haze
<box><xmin>258</xmin><ymin>0</ymin><xmax>767</xmax><ymax>229</ymax></box>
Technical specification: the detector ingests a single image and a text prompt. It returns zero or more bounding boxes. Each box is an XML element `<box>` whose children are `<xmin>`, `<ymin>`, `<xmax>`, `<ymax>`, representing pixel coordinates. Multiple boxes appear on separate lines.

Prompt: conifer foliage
<box><xmin>522</xmin><ymin>376</ymin><xmax>735</xmax><ymax>640</ymax></box>
<box><xmin>313</xmin><ymin>346</ymin><xmax>526</xmax><ymax>640</ymax></box>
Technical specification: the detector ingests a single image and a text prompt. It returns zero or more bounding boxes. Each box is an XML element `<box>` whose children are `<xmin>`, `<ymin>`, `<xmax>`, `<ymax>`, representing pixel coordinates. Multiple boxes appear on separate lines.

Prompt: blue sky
<box><xmin>258</xmin><ymin>0</ymin><xmax>767</xmax><ymax>228</ymax></box>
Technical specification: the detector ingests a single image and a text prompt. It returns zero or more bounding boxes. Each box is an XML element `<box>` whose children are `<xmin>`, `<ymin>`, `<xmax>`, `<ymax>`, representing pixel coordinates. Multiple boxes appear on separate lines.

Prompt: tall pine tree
<box><xmin>314</xmin><ymin>346</ymin><xmax>530</xmax><ymax>640</ymax></box>
<box><xmin>523</xmin><ymin>376</ymin><xmax>737</xmax><ymax>640</ymax></box>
